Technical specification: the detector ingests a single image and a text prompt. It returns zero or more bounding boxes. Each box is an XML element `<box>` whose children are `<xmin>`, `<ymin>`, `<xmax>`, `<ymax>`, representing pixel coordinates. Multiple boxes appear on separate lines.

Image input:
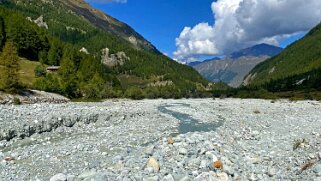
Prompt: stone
<box><xmin>4</xmin><ymin>156</ymin><xmax>14</xmax><ymax>162</ymax></box>
<box><xmin>179</xmin><ymin>148</ymin><xmax>188</xmax><ymax>155</ymax></box>
<box><xmin>314</xmin><ymin>164</ymin><xmax>321</xmax><ymax>175</ymax></box>
<box><xmin>89</xmin><ymin>172</ymin><xmax>108</xmax><ymax>181</ymax></box>
<box><xmin>199</xmin><ymin>160</ymin><xmax>207</xmax><ymax>169</ymax></box>
<box><xmin>195</xmin><ymin>172</ymin><xmax>216</xmax><ymax>181</ymax></box>
<box><xmin>248</xmin><ymin>157</ymin><xmax>261</xmax><ymax>164</ymax></box>
<box><xmin>144</xmin><ymin>167</ymin><xmax>154</xmax><ymax>174</ymax></box>
<box><xmin>179</xmin><ymin>176</ymin><xmax>191</xmax><ymax>181</ymax></box>
<box><xmin>146</xmin><ymin>157</ymin><xmax>160</xmax><ymax>172</ymax></box>
<box><xmin>223</xmin><ymin>165</ymin><xmax>233</xmax><ymax>175</ymax></box>
<box><xmin>50</xmin><ymin>173</ymin><xmax>67</xmax><ymax>181</ymax></box>
<box><xmin>205</xmin><ymin>151</ymin><xmax>218</xmax><ymax>162</ymax></box>
<box><xmin>145</xmin><ymin>145</ymin><xmax>155</xmax><ymax>156</ymax></box>
<box><xmin>217</xmin><ymin>172</ymin><xmax>229</xmax><ymax>181</ymax></box>
<box><xmin>167</xmin><ymin>137</ymin><xmax>175</xmax><ymax>145</ymax></box>
<box><xmin>161</xmin><ymin>174</ymin><xmax>174</xmax><ymax>181</ymax></box>
<box><xmin>114</xmin><ymin>161</ymin><xmax>125</xmax><ymax>171</ymax></box>
<box><xmin>213</xmin><ymin>161</ymin><xmax>223</xmax><ymax>169</ymax></box>
<box><xmin>143</xmin><ymin>176</ymin><xmax>159</xmax><ymax>181</ymax></box>
<box><xmin>78</xmin><ymin>170</ymin><xmax>97</xmax><ymax>179</ymax></box>
<box><xmin>267</xmin><ymin>168</ymin><xmax>277</xmax><ymax>177</ymax></box>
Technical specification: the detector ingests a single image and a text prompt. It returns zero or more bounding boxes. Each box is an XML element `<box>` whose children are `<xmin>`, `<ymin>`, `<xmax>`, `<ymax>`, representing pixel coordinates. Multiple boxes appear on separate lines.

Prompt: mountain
<box><xmin>188</xmin><ymin>57</ymin><xmax>220</xmax><ymax>67</ymax></box>
<box><xmin>230</xmin><ymin>43</ymin><xmax>283</xmax><ymax>59</ymax></box>
<box><xmin>60</xmin><ymin>0</ymin><xmax>159</xmax><ymax>53</ymax></box>
<box><xmin>0</xmin><ymin>0</ymin><xmax>209</xmax><ymax>99</ymax></box>
<box><xmin>192</xmin><ymin>44</ymin><xmax>283</xmax><ymax>87</ymax></box>
<box><xmin>244</xmin><ymin>22</ymin><xmax>321</xmax><ymax>92</ymax></box>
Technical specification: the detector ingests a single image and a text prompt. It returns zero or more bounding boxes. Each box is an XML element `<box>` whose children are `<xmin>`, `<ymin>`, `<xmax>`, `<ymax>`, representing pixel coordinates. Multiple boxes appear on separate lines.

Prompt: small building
<box><xmin>46</xmin><ymin>66</ymin><xmax>60</xmax><ymax>73</ymax></box>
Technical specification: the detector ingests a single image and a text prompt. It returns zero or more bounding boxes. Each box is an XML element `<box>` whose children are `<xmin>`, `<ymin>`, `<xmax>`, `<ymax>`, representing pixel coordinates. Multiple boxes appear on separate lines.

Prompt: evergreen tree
<box><xmin>0</xmin><ymin>41</ymin><xmax>20</xmax><ymax>92</ymax></box>
<box><xmin>0</xmin><ymin>16</ymin><xmax>5</xmax><ymax>50</ymax></box>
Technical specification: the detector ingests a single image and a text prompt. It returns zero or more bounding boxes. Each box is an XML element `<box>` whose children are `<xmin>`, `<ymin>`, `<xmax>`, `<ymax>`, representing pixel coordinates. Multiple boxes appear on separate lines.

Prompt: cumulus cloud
<box><xmin>174</xmin><ymin>0</ymin><xmax>321</xmax><ymax>62</ymax></box>
<box><xmin>85</xmin><ymin>0</ymin><xmax>127</xmax><ymax>4</ymax></box>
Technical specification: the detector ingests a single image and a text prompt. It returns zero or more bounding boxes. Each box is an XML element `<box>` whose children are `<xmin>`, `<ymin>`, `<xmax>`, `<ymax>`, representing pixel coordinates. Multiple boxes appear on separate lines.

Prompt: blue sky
<box><xmin>87</xmin><ymin>0</ymin><xmax>320</xmax><ymax>62</ymax></box>
<box><xmin>87</xmin><ymin>0</ymin><xmax>214</xmax><ymax>57</ymax></box>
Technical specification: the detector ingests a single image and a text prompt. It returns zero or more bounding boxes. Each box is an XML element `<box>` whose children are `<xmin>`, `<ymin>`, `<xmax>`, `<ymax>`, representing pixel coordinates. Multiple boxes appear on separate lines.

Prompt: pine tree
<box><xmin>0</xmin><ymin>41</ymin><xmax>20</xmax><ymax>92</ymax></box>
<box><xmin>0</xmin><ymin>16</ymin><xmax>5</xmax><ymax>50</ymax></box>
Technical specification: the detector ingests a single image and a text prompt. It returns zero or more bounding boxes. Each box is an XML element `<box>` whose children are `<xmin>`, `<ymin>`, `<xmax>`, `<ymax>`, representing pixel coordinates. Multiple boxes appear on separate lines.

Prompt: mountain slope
<box><xmin>188</xmin><ymin>57</ymin><xmax>220</xmax><ymax>67</ymax></box>
<box><xmin>0</xmin><ymin>2</ymin><xmax>209</xmax><ymax>99</ymax></box>
<box><xmin>192</xmin><ymin>44</ymin><xmax>283</xmax><ymax>87</ymax></box>
<box><xmin>61</xmin><ymin>0</ymin><xmax>159</xmax><ymax>53</ymax></box>
<box><xmin>245</xmin><ymin>22</ymin><xmax>321</xmax><ymax>88</ymax></box>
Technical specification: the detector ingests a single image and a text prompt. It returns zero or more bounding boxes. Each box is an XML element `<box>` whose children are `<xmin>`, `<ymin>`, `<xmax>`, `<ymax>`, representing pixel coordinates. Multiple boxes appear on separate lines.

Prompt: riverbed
<box><xmin>0</xmin><ymin>98</ymin><xmax>320</xmax><ymax>180</ymax></box>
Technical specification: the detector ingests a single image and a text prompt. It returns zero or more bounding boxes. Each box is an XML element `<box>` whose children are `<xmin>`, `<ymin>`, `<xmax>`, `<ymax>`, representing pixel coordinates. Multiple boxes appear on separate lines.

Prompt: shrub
<box><xmin>13</xmin><ymin>97</ymin><xmax>21</xmax><ymax>105</ymax></box>
<box><xmin>34</xmin><ymin>64</ymin><xmax>46</xmax><ymax>77</ymax></box>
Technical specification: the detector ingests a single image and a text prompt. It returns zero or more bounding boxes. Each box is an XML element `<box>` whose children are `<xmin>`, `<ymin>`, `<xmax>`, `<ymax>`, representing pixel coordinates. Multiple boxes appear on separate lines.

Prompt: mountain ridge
<box><xmin>191</xmin><ymin>44</ymin><xmax>283</xmax><ymax>87</ymax></box>
<box><xmin>61</xmin><ymin>0</ymin><xmax>160</xmax><ymax>53</ymax></box>
<box><xmin>243</xmin><ymin>22</ymin><xmax>321</xmax><ymax>91</ymax></box>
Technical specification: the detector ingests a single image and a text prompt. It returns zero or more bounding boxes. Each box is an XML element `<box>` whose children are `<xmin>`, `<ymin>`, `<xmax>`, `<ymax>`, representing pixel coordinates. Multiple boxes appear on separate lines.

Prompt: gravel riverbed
<box><xmin>0</xmin><ymin>98</ymin><xmax>321</xmax><ymax>181</ymax></box>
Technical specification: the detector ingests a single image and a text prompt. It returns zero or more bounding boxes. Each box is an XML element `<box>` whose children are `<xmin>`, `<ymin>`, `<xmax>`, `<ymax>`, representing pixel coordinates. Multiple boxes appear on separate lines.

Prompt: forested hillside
<box><xmin>0</xmin><ymin>1</ymin><xmax>210</xmax><ymax>99</ymax></box>
<box><xmin>245</xmin><ymin>22</ymin><xmax>321</xmax><ymax>91</ymax></box>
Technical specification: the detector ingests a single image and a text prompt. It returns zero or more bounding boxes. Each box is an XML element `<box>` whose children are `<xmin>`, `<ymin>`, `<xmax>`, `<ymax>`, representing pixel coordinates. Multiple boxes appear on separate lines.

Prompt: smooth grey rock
<box><xmin>161</xmin><ymin>174</ymin><xmax>174</xmax><ymax>181</ymax></box>
<box><xmin>88</xmin><ymin>172</ymin><xmax>108</xmax><ymax>181</ymax></box>
<box><xmin>194</xmin><ymin>171</ymin><xmax>216</xmax><ymax>181</ymax></box>
<box><xmin>78</xmin><ymin>170</ymin><xmax>97</xmax><ymax>179</ymax></box>
<box><xmin>50</xmin><ymin>173</ymin><xmax>67</xmax><ymax>181</ymax></box>
<box><xmin>178</xmin><ymin>148</ymin><xmax>187</xmax><ymax>155</ymax></box>
<box><xmin>145</xmin><ymin>145</ymin><xmax>155</xmax><ymax>156</ymax></box>
<box><xmin>314</xmin><ymin>164</ymin><xmax>321</xmax><ymax>175</ymax></box>
<box><xmin>143</xmin><ymin>176</ymin><xmax>159</xmax><ymax>181</ymax></box>
<box><xmin>267</xmin><ymin>168</ymin><xmax>277</xmax><ymax>177</ymax></box>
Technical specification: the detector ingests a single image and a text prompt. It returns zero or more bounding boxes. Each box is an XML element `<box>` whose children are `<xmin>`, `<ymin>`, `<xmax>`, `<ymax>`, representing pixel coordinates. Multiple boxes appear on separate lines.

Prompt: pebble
<box><xmin>178</xmin><ymin>148</ymin><xmax>188</xmax><ymax>155</ymax></box>
<box><xmin>146</xmin><ymin>157</ymin><xmax>160</xmax><ymax>172</ymax></box>
<box><xmin>50</xmin><ymin>173</ymin><xmax>67</xmax><ymax>181</ymax></box>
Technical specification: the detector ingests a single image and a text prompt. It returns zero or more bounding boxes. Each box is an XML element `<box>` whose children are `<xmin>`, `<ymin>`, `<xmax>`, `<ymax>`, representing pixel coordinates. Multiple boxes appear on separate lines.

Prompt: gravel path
<box><xmin>0</xmin><ymin>99</ymin><xmax>320</xmax><ymax>181</ymax></box>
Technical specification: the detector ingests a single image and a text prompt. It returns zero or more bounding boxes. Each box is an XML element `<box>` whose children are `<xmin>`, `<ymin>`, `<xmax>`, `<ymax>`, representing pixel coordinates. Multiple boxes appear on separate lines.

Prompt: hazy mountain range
<box><xmin>191</xmin><ymin>44</ymin><xmax>283</xmax><ymax>87</ymax></box>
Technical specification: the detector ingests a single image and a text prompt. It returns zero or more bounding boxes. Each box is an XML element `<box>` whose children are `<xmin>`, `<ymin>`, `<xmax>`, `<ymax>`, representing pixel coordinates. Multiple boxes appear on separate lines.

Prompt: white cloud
<box><xmin>85</xmin><ymin>0</ymin><xmax>127</xmax><ymax>4</ymax></box>
<box><xmin>174</xmin><ymin>0</ymin><xmax>321</xmax><ymax>62</ymax></box>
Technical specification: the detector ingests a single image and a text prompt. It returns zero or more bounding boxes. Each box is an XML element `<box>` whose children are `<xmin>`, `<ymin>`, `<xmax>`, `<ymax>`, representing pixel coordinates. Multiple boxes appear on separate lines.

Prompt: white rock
<box><xmin>50</xmin><ymin>173</ymin><xmax>67</xmax><ymax>181</ymax></box>
<box><xmin>199</xmin><ymin>160</ymin><xmax>207</xmax><ymax>169</ymax></box>
<box><xmin>206</xmin><ymin>151</ymin><xmax>218</xmax><ymax>162</ymax></box>
<box><xmin>217</xmin><ymin>172</ymin><xmax>229</xmax><ymax>181</ymax></box>
<box><xmin>179</xmin><ymin>148</ymin><xmax>188</xmax><ymax>155</ymax></box>
<box><xmin>161</xmin><ymin>174</ymin><xmax>174</xmax><ymax>181</ymax></box>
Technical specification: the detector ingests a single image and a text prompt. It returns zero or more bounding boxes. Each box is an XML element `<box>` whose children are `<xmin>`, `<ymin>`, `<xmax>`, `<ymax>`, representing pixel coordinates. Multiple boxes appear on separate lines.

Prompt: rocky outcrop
<box><xmin>79</xmin><ymin>47</ymin><xmax>89</xmax><ymax>54</ymax></box>
<box><xmin>101</xmin><ymin>48</ymin><xmax>129</xmax><ymax>67</ymax></box>
<box><xmin>27</xmin><ymin>16</ymin><xmax>48</xmax><ymax>29</ymax></box>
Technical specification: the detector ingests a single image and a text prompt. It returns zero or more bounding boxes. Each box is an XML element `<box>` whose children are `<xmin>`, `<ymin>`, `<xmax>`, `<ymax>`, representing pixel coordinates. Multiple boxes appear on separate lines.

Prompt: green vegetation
<box><xmin>0</xmin><ymin>3</ymin><xmax>211</xmax><ymax>100</ymax></box>
<box><xmin>0</xmin><ymin>41</ymin><xmax>20</xmax><ymax>92</ymax></box>
<box><xmin>247</xmin><ymin>22</ymin><xmax>321</xmax><ymax>87</ymax></box>
<box><xmin>209</xmin><ymin>22</ymin><xmax>321</xmax><ymax>101</ymax></box>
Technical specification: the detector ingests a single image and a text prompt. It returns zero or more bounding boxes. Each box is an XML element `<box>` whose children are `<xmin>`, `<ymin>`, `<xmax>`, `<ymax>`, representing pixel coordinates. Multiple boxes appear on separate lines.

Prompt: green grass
<box><xmin>18</xmin><ymin>58</ymin><xmax>41</xmax><ymax>87</ymax></box>
<box><xmin>117</xmin><ymin>74</ymin><xmax>153</xmax><ymax>89</ymax></box>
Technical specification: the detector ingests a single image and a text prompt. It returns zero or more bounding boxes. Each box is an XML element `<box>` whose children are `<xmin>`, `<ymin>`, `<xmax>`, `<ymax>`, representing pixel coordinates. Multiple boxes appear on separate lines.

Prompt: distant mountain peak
<box><xmin>230</xmin><ymin>44</ymin><xmax>283</xmax><ymax>59</ymax></box>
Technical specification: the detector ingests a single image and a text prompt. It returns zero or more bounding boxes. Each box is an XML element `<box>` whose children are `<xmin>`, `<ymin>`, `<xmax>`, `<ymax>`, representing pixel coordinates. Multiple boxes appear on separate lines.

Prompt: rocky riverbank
<box><xmin>0</xmin><ymin>90</ymin><xmax>69</xmax><ymax>105</ymax></box>
<box><xmin>0</xmin><ymin>99</ymin><xmax>321</xmax><ymax>180</ymax></box>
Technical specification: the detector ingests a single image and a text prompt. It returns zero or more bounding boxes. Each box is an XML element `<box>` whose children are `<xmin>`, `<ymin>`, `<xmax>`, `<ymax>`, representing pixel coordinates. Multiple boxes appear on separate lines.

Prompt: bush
<box><xmin>124</xmin><ymin>86</ymin><xmax>145</xmax><ymax>100</ymax></box>
<box><xmin>34</xmin><ymin>64</ymin><xmax>46</xmax><ymax>77</ymax></box>
<box><xmin>13</xmin><ymin>97</ymin><xmax>21</xmax><ymax>105</ymax></box>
